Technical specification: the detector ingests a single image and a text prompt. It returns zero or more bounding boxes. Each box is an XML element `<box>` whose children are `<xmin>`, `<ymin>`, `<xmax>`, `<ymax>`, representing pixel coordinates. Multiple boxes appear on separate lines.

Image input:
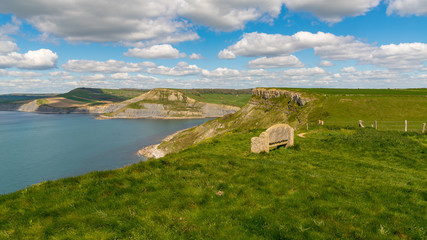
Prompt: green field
<box><xmin>300</xmin><ymin>89</ymin><xmax>427</xmax><ymax>132</ymax></box>
<box><xmin>0</xmin><ymin>128</ymin><xmax>425</xmax><ymax>239</ymax></box>
<box><xmin>182</xmin><ymin>89</ymin><xmax>252</xmax><ymax>107</ymax></box>
<box><xmin>287</xmin><ymin>88</ymin><xmax>427</xmax><ymax>96</ymax></box>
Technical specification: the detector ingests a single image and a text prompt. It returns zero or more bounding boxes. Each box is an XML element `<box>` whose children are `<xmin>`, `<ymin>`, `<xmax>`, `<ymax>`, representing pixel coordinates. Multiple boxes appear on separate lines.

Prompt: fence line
<box><xmin>303</xmin><ymin>119</ymin><xmax>426</xmax><ymax>133</ymax></box>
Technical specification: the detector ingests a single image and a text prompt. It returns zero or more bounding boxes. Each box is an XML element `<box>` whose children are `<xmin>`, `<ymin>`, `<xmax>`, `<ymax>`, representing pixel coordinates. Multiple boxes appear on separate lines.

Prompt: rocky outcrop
<box><xmin>252</xmin><ymin>88</ymin><xmax>310</xmax><ymax>106</ymax></box>
<box><xmin>104</xmin><ymin>89</ymin><xmax>240</xmax><ymax>119</ymax></box>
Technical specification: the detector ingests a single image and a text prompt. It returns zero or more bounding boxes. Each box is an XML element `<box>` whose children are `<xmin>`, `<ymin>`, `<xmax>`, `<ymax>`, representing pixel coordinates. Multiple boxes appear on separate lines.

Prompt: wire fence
<box><xmin>303</xmin><ymin>120</ymin><xmax>426</xmax><ymax>133</ymax></box>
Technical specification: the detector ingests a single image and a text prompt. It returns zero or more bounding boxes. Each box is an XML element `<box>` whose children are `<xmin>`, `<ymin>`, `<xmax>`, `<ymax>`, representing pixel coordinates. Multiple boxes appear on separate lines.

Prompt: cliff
<box><xmin>139</xmin><ymin>88</ymin><xmax>315</xmax><ymax>158</ymax></box>
<box><xmin>101</xmin><ymin>89</ymin><xmax>240</xmax><ymax>119</ymax></box>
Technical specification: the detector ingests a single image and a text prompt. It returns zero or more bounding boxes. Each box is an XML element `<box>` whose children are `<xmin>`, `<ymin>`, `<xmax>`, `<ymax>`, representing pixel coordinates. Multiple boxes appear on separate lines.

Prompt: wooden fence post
<box><xmin>375</xmin><ymin>120</ymin><xmax>377</xmax><ymax>130</ymax></box>
<box><xmin>306</xmin><ymin>123</ymin><xmax>308</xmax><ymax>131</ymax></box>
<box><xmin>405</xmin><ymin>120</ymin><xmax>407</xmax><ymax>132</ymax></box>
<box><xmin>422</xmin><ymin>123</ymin><xmax>426</xmax><ymax>134</ymax></box>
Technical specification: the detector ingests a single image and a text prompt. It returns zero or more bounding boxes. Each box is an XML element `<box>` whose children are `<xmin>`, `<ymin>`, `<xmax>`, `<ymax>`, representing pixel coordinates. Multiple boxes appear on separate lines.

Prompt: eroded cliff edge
<box><xmin>139</xmin><ymin>88</ymin><xmax>313</xmax><ymax>158</ymax></box>
<box><xmin>99</xmin><ymin>89</ymin><xmax>240</xmax><ymax>119</ymax></box>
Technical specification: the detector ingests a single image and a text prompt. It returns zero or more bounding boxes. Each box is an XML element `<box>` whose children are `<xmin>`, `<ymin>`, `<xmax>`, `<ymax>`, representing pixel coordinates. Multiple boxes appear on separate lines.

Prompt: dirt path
<box><xmin>297</xmin><ymin>132</ymin><xmax>307</xmax><ymax>138</ymax></box>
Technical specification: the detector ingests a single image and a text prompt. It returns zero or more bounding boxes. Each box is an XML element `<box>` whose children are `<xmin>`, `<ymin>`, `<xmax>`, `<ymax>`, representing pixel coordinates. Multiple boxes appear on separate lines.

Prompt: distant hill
<box><xmin>0</xmin><ymin>94</ymin><xmax>55</xmax><ymax>103</ymax></box>
<box><xmin>58</xmin><ymin>88</ymin><xmax>149</xmax><ymax>104</ymax></box>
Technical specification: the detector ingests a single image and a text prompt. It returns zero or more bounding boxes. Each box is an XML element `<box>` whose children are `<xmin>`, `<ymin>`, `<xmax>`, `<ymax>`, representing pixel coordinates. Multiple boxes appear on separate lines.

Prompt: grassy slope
<box><xmin>58</xmin><ymin>88</ymin><xmax>148</xmax><ymax>104</ymax></box>
<box><xmin>0</xmin><ymin>128</ymin><xmax>425</xmax><ymax>239</ymax></box>
<box><xmin>185</xmin><ymin>93</ymin><xmax>252</xmax><ymax>108</ymax></box>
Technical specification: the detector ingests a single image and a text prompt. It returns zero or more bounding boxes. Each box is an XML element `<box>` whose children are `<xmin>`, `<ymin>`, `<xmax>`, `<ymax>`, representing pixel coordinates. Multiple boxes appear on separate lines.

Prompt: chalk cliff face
<box><xmin>252</xmin><ymin>88</ymin><xmax>309</xmax><ymax>106</ymax></box>
<box><xmin>102</xmin><ymin>89</ymin><xmax>240</xmax><ymax>119</ymax></box>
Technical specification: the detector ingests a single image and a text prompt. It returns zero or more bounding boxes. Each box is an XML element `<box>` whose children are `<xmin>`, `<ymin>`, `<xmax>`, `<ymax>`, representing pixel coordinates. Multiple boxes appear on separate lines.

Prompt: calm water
<box><xmin>0</xmin><ymin>111</ymin><xmax>210</xmax><ymax>194</ymax></box>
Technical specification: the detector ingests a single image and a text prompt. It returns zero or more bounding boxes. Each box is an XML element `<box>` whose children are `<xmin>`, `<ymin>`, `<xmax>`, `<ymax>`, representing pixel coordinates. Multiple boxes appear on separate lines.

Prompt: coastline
<box><xmin>137</xmin><ymin>128</ymin><xmax>190</xmax><ymax>159</ymax></box>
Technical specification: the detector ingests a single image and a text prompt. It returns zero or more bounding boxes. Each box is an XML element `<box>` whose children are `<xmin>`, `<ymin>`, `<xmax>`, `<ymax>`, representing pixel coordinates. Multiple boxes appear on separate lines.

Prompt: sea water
<box><xmin>0</xmin><ymin>111</ymin><xmax>210</xmax><ymax>194</ymax></box>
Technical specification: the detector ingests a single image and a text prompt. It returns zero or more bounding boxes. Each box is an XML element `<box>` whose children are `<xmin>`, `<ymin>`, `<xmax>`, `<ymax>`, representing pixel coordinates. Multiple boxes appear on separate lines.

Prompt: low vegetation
<box><xmin>0</xmin><ymin>94</ymin><xmax>54</xmax><ymax>104</ymax></box>
<box><xmin>58</xmin><ymin>88</ymin><xmax>148</xmax><ymax>104</ymax></box>
<box><xmin>36</xmin><ymin>99</ymin><xmax>50</xmax><ymax>105</ymax></box>
<box><xmin>182</xmin><ymin>89</ymin><xmax>252</xmax><ymax>107</ymax></box>
<box><xmin>0</xmin><ymin>128</ymin><xmax>425</xmax><ymax>239</ymax></box>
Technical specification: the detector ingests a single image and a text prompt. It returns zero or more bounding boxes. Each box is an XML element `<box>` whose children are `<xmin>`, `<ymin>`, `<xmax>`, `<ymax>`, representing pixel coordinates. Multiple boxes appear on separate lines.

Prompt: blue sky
<box><xmin>0</xmin><ymin>0</ymin><xmax>426</xmax><ymax>93</ymax></box>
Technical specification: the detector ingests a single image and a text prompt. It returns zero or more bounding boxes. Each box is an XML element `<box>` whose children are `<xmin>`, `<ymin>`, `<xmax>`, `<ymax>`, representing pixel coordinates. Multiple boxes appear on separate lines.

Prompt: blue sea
<box><xmin>0</xmin><ymin>111</ymin><xmax>209</xmax><ymax>194</ymax></box>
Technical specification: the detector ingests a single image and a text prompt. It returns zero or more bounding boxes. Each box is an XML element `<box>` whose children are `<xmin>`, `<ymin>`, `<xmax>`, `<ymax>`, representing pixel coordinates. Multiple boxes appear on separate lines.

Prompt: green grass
<box><xmin>284</xmin><ymin>88</ymin><xmax>427</xmax><ymax>96</ymax></box>
<box><xmin>186</xmin><ymin>93</ymin><xmax>252</xmax><ymax>107</ymax></box>
<box><xmin>36</xmin><ymin>99</ymin><xmax>49</xmax><ymax>105</ymax></box>
<box><xmin>1</xmin><ymin>128</ymin><xmax>425</xmax><ymax>239</ymax></box>
<box><xmin>306</xmin><ymin>95</ymin><xmax>427</xmax><ymax>131</ymax></box>
<box><xmin>58</xmin><ymin>88</ymin><xmax>147</xmax><ymax>103</ymax></box>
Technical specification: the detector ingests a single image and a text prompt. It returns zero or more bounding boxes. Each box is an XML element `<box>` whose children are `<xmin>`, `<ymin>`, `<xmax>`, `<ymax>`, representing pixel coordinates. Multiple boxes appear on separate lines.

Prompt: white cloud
<box><xmin>0</xmin><ymin>49</ymin><xmax>57</xmax><ymax>69</ymax></box>
<box><xmin>124</xmin><ymin>44</ymin><xmax>186</xmax><ymax>59</ymax></box>
<box><xmin>147</xmin><ymin>61</ymin><xmax>201</xmax><ymax>76</ymax></box>
<box><xmin>284</xmin><ymin>0</ymin><xmax>380</xmax><ymax>23</ymax></box>
<box><xmin>0</xmin><ymin>0</ymin><xmax>195</xmax><ymax>43</ymax></box>
<box><xmin>341</xmin><ymin>66</ymin><xmax>357</xmax><ymax>72</ymax></box>
<box><xmin>189</xmin><ymin>53</ymin><xmax>202</xmax><ymax>60</ymax></box>
<box><xmin>220</xmin><ymin>31</ymin><xmax>356</xmax><ymax>57</ymax></box>
<box><xmin>62</xmin><ymin>59</ymin><xmax>154</xmax><ymax>73</ymax></box>
<box><xmin>0</xmin><ymin>41</ymin><xmax>18</xmax><ymax>54</ymax></box>
<box><xmin>178</xmin><ymin>0</ymin><xmax>283</xmax><ymax>31</ymax></box>
<box><xmin>0</xmin><ymin>69</ymin><xmax>42</xmax><ymax>77</ymax></box>
<box><xmin>365</xmin><ymin>42</ymin><xmax>427</xmax><ymax>70</ymax></box>
<box><xmin>319</xmin><ymin>60</ymin><xmax>335</xmax><ymax>67</ymax></box>
<box><xmin>220</xmin><ymin>31</ymin><xmax>427</xmax><ymax>71</ymax></box>
<box><xmin>386</xmin><ymin>0</ymin><xmax>427</xmax><ymax>16</ymax></box>
<box><xmin>202</xmin><ymin>68</ymin><xmax>240</xmax><ymax>77</ymax></box>
<box><xmin>218</xmin><ymin>49</ymin><xmax>236</xmax><ymax>59</ymax></box>
<box><xmin>248</xmin><ymin>55</ymin><xmax>304</xmax><ymax>68</ymax></box>
<box><xmin>281</xmin><ymin>67</ymin><xmax>327</xmax><ymax>76</ymax></box>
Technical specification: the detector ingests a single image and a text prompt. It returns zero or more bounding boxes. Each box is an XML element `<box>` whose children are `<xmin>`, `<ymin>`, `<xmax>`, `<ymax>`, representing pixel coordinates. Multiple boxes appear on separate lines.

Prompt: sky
<box><xmin>0</xmin><ymin>0</ymin><xmax>426</xmax><ymax>94</ymax></box>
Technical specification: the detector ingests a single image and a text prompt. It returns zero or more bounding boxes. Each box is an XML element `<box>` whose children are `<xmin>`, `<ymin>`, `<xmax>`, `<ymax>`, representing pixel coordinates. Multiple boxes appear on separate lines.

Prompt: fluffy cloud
<box><xmin>0</xmin><ymin>0</ymin><xmax>283</xmax><ymax>43</ymax></box>
<box><xmin>0</xmin><ymin>0</ymin><xmax>194</xmax><ymax>43</ymax></box>
<box><xmin>365</xmin><ymin>43</ymin><xmax>427</xmax><ymax>70</ymax></box>
<box><xmin>283</xmin><ymin>0</ymin><xmax>380</xmax><ymax>23</ymax></box>
<box><xmin>147</xmin><ymin>61</ymin><xmax>201</xmax><ymax>76</ymax></box>
<box><xmin>221</xmin><ymin>31</ymin><xmax>427</xmax><ymax>71</ymax></box>
<box><xmin>202</xmin><ymin>68</ymin><xmax>240</xmax><ymax>77</ymax></box>
<box><xmin>219</xmin><ymin>31</ymin><xmax>356</xmax><ymax>57</ymax></box>
<box><xmin>319</xmin><ymin>60</ymin><xmax>335</xmax><ymax>67</ymax></box>
<box><xmin>0</xmin><ymin>49</ymin><xmax>57</xmax><ymax>69</ymax></box>
<box><xmin>386</xmin><ymin>0</ymin><xmax>427</xmax><ymax>16</ymax></box>
<box><xmin>189</xmin><ymin>53</ymin><xmax>202</xmax><ymax>60</ymax></box>
<box><xmin>248</xmin><ymin>55</ymin><xmax>304</xmax><ymax>68</ymax></box>
<box><xmin>0</xmin><ymin>41</ymin><xmax>18</xmax><ymax>54</ymax></box>
<box><xmin>62</xmin><ymin>59</ymin><xmax>154</xmax><ymax>73</ymax></box>
<box><xmin>177</xmin><ymin>0</ymin><xmax>283</xmax><ymax>31</ymax></box>
<box><xmin>124</xmin><ymin>44</ymin><xmax>186</xmax><ymax>59</ymax></box>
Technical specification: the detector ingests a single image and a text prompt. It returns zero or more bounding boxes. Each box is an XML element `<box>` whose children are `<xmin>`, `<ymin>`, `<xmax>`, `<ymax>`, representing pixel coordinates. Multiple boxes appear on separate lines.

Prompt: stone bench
<box><xmin>251</xmin><ymin>124</ymin><xmax>294</xmax><ymax>153</ymax></box>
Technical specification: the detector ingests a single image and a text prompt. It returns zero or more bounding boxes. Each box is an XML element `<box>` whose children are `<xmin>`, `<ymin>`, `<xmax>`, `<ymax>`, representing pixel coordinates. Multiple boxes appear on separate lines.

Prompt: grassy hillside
<box><xmin>0</xmin><ymin>128</ymin><xmax>425</xmax><ymax>239</ymax></box>
<box><xmin>0</xmin><ymin>94</ymin><xmax>55</xmax><ymax>103</ymax></box>
<box><xmin>182</xmin><ymin>89</ymin><xmax>252</xmax><ymax>107</ymax></box>
<box><xmin>58</xmin><ymin>88</ymin><xmax>148</xmax><ymax>104</ymax></box>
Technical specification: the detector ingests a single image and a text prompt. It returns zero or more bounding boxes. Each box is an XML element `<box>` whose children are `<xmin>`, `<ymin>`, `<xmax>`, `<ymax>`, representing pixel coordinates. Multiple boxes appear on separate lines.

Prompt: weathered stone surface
<box><xmin>251</xmin><ymin>123</ymin><xmax>294</xmax><ymax>153</ymax></box>
<box><xmin>252</xmin><ymin>88</ymin><xmax>310</xmax><ymax>106</ymax></box>
<box><xmin>251</xmin><ymin>132</ymin><xmax>268</xmax><ymax>153</ymax></box>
